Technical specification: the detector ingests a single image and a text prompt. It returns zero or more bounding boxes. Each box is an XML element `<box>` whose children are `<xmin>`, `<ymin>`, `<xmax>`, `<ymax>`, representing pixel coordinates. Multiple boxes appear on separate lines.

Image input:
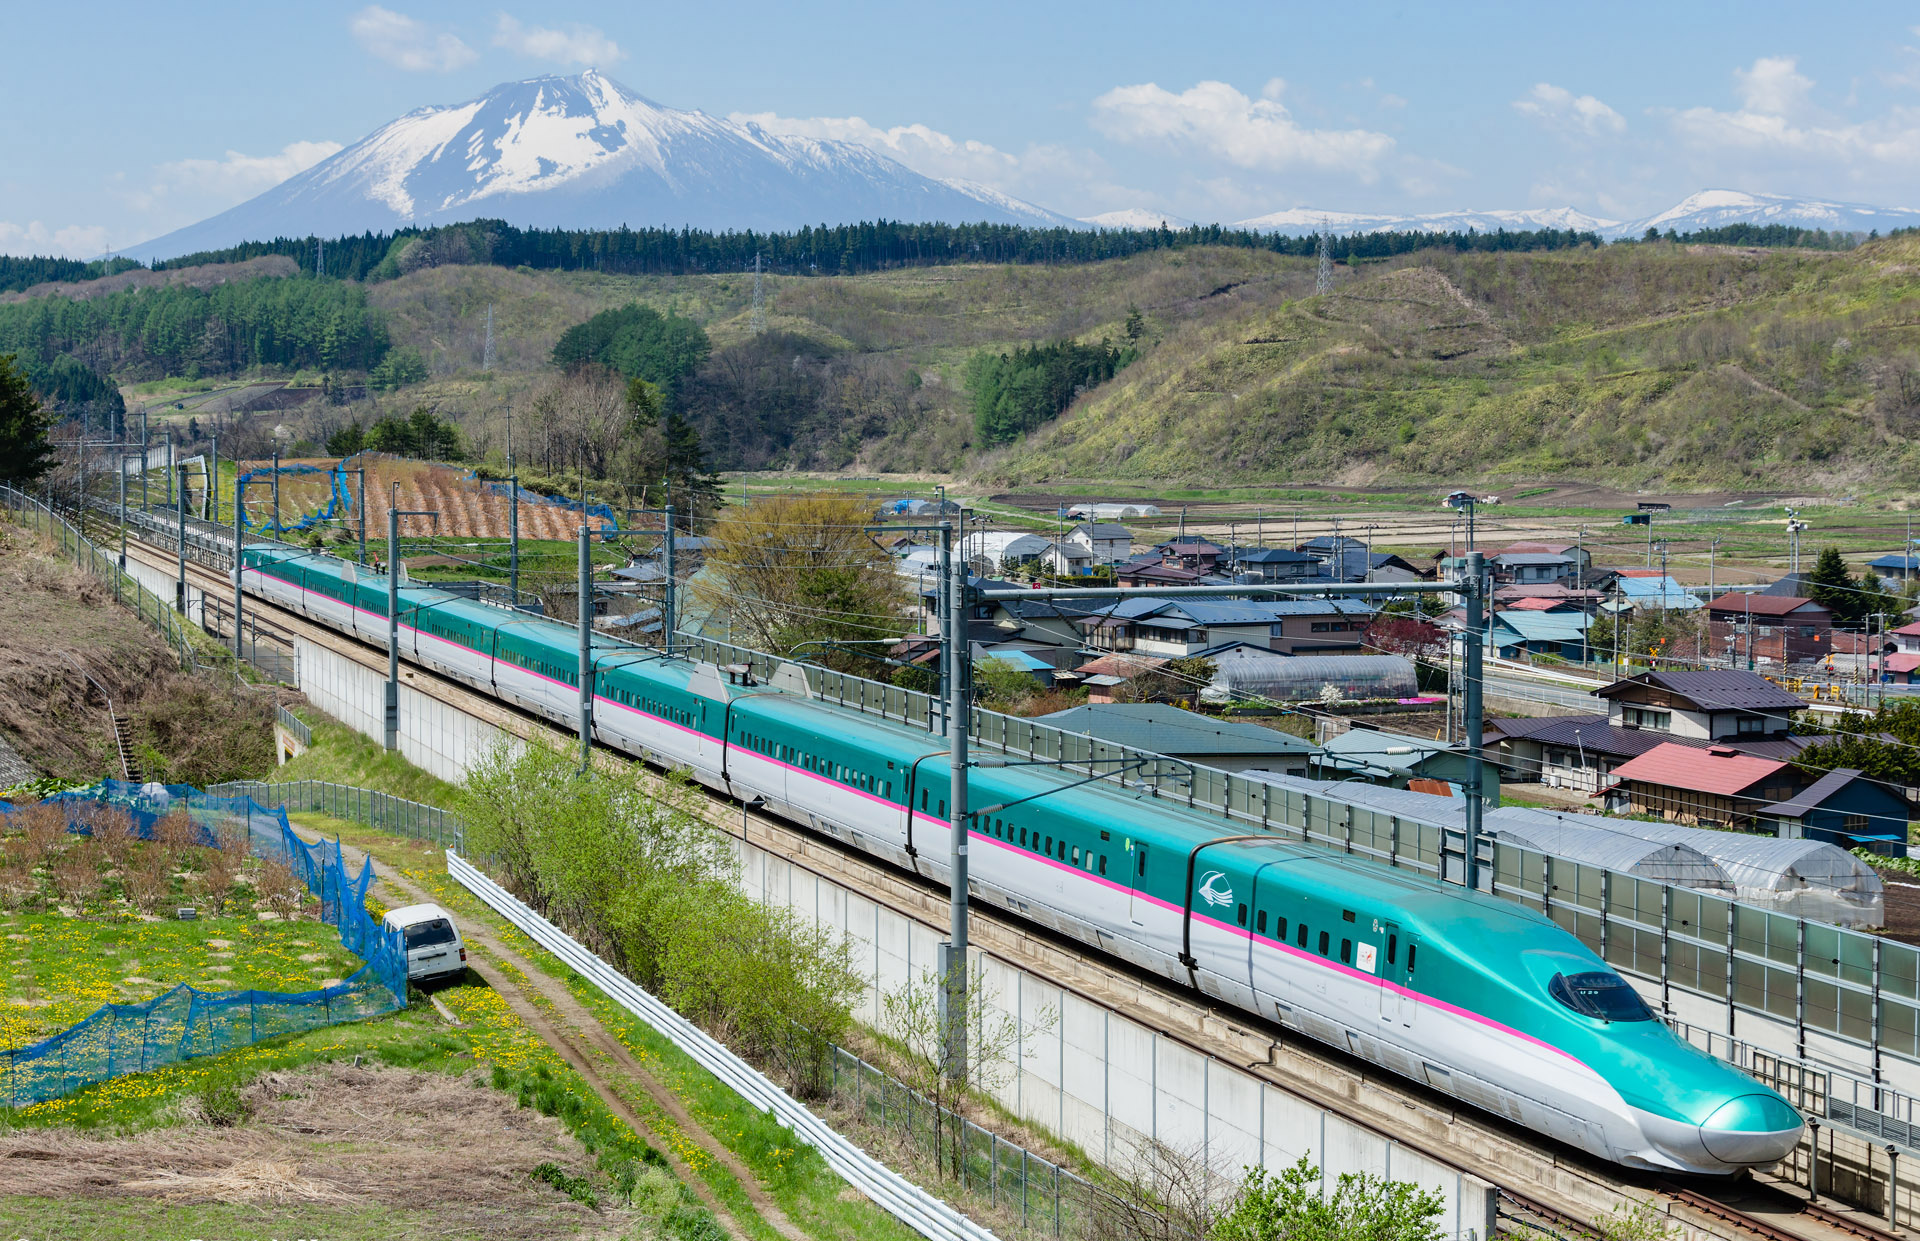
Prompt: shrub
<box><xmin>50</xmin><ymin>836</ymin><xmax>100</xmax><ymax>914</ymax></box>
<box><xmin>196</xmin><ymin>1078</ymin><xmax>253</xmax><ymax>1128</ymax></box>
<box><xmin>121</xmin><ymin>842</ymin><xmax>173</xmax><ymax>915</ymax></box>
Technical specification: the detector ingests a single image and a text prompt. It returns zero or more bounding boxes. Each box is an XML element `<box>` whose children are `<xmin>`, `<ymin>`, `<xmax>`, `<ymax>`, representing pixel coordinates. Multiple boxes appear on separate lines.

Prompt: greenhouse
<box><xmin>1486</xmin><ymin>809</ymin><xmax>1736</xmax><ymax>894</ymax></box>
<box><xmin>1201</xmin><ymin>652</ymin><xmax>1418</xmax><ymax>705</ymax></box>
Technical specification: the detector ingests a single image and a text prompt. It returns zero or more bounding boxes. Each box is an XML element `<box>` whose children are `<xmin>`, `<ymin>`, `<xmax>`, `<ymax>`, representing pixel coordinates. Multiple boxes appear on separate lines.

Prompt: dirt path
<box><xmin>301</xmin><ymin>827</ymin><xmax>813</xmax><ymax>1241</ymax></box>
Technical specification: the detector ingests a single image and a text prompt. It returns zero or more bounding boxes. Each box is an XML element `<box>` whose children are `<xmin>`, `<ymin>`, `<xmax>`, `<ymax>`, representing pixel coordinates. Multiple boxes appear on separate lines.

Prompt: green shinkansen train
<box><xmin>240</xmin><ymin>543</ymin><xmax>1803</xmax><ymax>1173</ymax></box>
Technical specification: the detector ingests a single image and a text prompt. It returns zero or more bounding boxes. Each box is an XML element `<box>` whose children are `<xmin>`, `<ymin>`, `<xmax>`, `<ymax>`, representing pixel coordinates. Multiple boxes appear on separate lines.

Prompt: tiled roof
<box><xmin>1607</xmin><ymin>742</ymin><xmax>1787</xmax><ymax>796</ymax></box>
<box><xmin>1595</xmin><ymin>669</ymin><xmax>1806</xmax><ymax>711</ymax></box>
<box><xmin>1707</xmin><ymin>592</ymin><xmax>1826</xmax><ymax>617</ymax></box>
<box><xmin>1507</xmin><ymin>597</ymin><xmax>1576</xmax><ymax>611</ymax></box>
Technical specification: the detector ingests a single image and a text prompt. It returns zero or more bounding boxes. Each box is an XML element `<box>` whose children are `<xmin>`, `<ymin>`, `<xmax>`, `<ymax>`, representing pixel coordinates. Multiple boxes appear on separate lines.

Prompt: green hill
<box><xmin>990</xmin><ymin>238</ymin><xmax>1920</xmax><ymax>491</ymax></box>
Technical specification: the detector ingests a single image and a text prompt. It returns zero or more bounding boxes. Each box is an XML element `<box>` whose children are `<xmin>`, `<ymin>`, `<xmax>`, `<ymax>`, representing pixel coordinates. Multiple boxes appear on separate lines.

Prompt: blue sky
<box><xmin>7</xmin><ymin>1</ymin><xmax>1920</xmax><ymax>255</ymax></box>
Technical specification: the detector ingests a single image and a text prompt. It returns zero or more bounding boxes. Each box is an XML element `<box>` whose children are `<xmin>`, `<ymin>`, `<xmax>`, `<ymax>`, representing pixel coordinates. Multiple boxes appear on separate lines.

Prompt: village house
<box><xmin>1706</xmin><ymin>593</ymin><xmax>1834</xmax><ymax>665</ymax></box>
<box><xmin>1490</xmin><ymin>551</ymin><xmax>1576</xmax><ymax>586</ymax></box>
<box><xmin>1225</xmin><ymin>546</ymin><xmax>1325</xmax><ymax>583</ymax></box>
<box><xmin>1602</xmin><ymin>742</ymin><xmax>1804</xmax><ymax>830</ymax></box>
<box><xmin>1081</xmin><ymin>595</ymin><xmax>1376</xmax><ymax>658</ymax></box>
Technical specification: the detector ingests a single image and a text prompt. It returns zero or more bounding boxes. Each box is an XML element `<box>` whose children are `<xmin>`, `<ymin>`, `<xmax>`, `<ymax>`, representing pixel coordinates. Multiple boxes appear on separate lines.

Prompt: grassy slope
<box><xmin>993</xmin><ymin>237</ymin><xmax>1920</xmax><ymax>491</ymax></box>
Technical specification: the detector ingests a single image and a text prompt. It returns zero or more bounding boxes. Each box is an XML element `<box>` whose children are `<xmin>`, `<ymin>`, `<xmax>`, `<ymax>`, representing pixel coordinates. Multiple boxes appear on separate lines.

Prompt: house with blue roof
<box><xmin>1487</xmin><ymin>608</ymin><xmax>1591</xmax><ymax>659</ymax></box>
<box><xmin>1596</xmin><ymin>572</ymin><xmax>1702</xmax><ymax>612</ymax></box>
<box><xmin>1869</xmin><ymin>553</ymin><xmax>1920</xmax><ymax>583</ymax></box>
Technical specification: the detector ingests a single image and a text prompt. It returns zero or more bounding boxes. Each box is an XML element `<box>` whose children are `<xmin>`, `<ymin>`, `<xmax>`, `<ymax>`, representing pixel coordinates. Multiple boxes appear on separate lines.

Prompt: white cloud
<box><xmin>1670</xmin><ymin>55</ymin><xmax>1920</xmax><ymax>166</ymax></box>
<box><xmin>1736</xmin><ymin>55</ymin><xmax>1814</xmax><ymax>114</ymax></box>
<box><xmin>149</xmin><ymin>141</ymin><xmax>343</xmax><ymax>205</ymax></box>
<box><xmin>1089</xmin><ymin>80</ymin><xmax>1395</xmax><ymax>177</ymax></box>
<box><xmin>492</xmin><ymin>15</ymin><xmax>623</xmax><ymax>67</ymax></box>
<box><xmin>1512</xmin><ymin>83</ymin><xmax>1626</xmax><ymax>136</ymax></box>
<box><xmin>0</xmin><ymin>220</ymin><xmax>112</xmax><ymax>259</ymax></box>
<box><xmin>1379</xmin><ymin>94</ymin><xmax>1408</xmax><ymax>110</ymax></box>
<box><xmin>728</xmin><ymin>112</ymin><xmax>1019</xmax><ymax>185</ymax></box>
<box><xmin>349</xmin><ymin>6</ymin><xmax>477</xmax><ymax>73</ymax></box>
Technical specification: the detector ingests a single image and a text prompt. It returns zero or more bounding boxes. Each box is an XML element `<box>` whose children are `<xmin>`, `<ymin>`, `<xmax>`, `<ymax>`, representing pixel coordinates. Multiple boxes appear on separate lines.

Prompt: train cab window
<box><xmin>1317</xmin><ymin>931</ymin><xmax>1330</xmax><ymax>957</ymax></box>
<box><xmin>1548</xmin><ymin>972</ymin><xmax>1654</xmax><ymax>1023</ymax></box>
<box><xmin>1340</xmin><ymin>939</ymin><xmax>1352</xmax><ymax>964</ymax></box>
<box><xmin>1342</xmin><ymin>910</ymin><xmax>1356</xmax><ymax>923</ymax></box>
<box><xmin>1236</xmin><ymin>904</ymin><xmax>1247</xmax><ymax>927</ymax></box>
<box><xmin>1387</xmin><ymin>935</ymin><xmax>1397</xmax><ymax>967</ymax></box>
<box><xmin>1297</xmin><ymin>923</ymin><xmax>1308</xmax><ymax>949</ymax></box>
<box><xmin>1256</xmin><ymin>911</ymin><xmax>1267</xmax><ymax>934</ymax></box>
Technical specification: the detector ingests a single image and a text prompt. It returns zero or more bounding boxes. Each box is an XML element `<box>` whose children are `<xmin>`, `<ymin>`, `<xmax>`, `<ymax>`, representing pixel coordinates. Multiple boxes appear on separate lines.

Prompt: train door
<box><xmin>1377</xmin><ymin>921</ymin><xmax>1408</xmax><ymax>1026</ymax></box>
<box><xmin>1128</xmin><ymin>840</ymin><xmax>1148</xmax><ymax>927</ymax></box>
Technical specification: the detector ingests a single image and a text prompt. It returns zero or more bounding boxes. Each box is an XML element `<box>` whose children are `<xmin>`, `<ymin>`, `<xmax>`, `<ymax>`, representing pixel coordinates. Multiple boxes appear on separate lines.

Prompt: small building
<box><xmin>1597</xmin><ymin>571</ymin><xmax>1702</xmax><ymax>612</ymax></box>
<box><xmin>1490</xmin><ymin>541</ymin><xmax>1594</xmax><ymax>581</ymax></box>
<box><xmin>961</xmin><ymin>531</ymin><xmax>1052</xmax><ymax>574</ymax></box>
<box><xmin>1153</xmin><ymin>538</ymin><xmax>1228</xmax><ymax>571</ymax></box>
<box><xmin>1115</xmin><ymin>559</ymin><xmax>1207</xmax><ymax>588</ymax></box>
<box><xmin>1034</xmin><ymin>702</ymin><xmax>1321</xmax><ymax>775</ymax></box>
<box><xmin>1754</xmin><ymin>767</ymin><xmax>1911</xmax><ymax>853</ymax></box>
<box><xmin>1706</xmin><ymin>593</ymin><xmax>1834</xmax><ymax>665</ymax></box>
<box><xmin>1602</xmin><ymin>742</ymin><xmax>1802</xmax><ymax>829</ymax></box>
<box><xmin>1892</xmin><ymin>620</ymin><xmax>1920</xmax><ymax>654</ymax></box>
<box><xmin>1072</xmin><ymin>652</ymin><xmax>1171</xmax><ymax>703</ymax></box>
<box><xmin>1593</xmin><ymin>669</ymin><xmax>1806</xmax><ymax>744</ymax></box>
<box><xmin>1869</xmin><ymin>553</ymin><xmax>1920</xmax><ymax>583</ymax></box>
<box><xmin>1200</xmin><ymin>650</ymin><xmax>1419</xmax><ymax>705</ymax></box>
<box><xmin>1226</xmin><ymin>547</ymin><xmax>1325</xmax><ymax>583</ymax></box>
<box><xmin>1491</xmin><ymin>552</ymin><xmax>1576</xmax><ymax>586</ymax></box>
<box><xmin>1080</xmin><ymin>595</ymin><xmax>1377</xmax><ymax>658</ymax></box>
<box><xmin>1487</xmin><ymin>609</ymin><xmax>1590</xmax><ymax>660</ymax></box>
<box><xmin>1065</xmin><ymin>522</ymin><xmax>1133</xmax><ymax>565</ymax></box>
<box><xmin>1759</xmin><ymin>572</ymin><xmax>1817</xmax><ymax>598</ymax></box>
<box><xmin>1317</xmin><ymin>728</ymin><xmax>1503</xmax><ymax>802</ymax></box>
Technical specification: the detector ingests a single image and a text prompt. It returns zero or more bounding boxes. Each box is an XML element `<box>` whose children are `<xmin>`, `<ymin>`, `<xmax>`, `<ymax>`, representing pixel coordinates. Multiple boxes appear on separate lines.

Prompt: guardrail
<box><xmin>1</xmin><ymin>485</ymin><xmax>199</xmax><ymax>671</ymax></box>
<box><xmin>447</xmin><ymin>851</ymin><xmax>1003</xmax><ymax>1241</ymax></box>
<box><xmin>207</xmin><ymin>778</ymin><xmax>463</xmax><ymax>853</ymax></box>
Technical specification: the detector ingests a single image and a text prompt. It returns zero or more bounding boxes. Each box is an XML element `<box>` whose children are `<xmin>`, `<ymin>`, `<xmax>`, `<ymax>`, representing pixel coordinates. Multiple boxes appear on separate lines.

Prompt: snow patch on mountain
<box><xmin>1230</xmin><ymin>205</ymin><xmax>1620</xmax><ymax>235</ymax></box>
<box><xmin>1079</xmin><ymin>208</ymin><xmax>1196</xmax><ymax>230</ymax></box>
<box><xmin>1618</xmin><ymin>189</ymin><xmax>1920</xmax><ymax>237</ymax></box>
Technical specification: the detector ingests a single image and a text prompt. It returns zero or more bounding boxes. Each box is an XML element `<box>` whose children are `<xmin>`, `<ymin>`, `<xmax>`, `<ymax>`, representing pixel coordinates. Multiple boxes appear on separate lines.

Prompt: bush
<box><xmin>196</xmin><ymin>1078</ymin><xmax>253</xmax><ymax>1127</ymax></box>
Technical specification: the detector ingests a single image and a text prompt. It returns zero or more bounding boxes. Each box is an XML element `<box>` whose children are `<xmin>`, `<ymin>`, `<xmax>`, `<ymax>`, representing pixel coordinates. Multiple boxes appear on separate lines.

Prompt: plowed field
<box><xmin>235</xmin><ymin>456</ymin><xmax>589</xmax><ymax>542</ymax></box>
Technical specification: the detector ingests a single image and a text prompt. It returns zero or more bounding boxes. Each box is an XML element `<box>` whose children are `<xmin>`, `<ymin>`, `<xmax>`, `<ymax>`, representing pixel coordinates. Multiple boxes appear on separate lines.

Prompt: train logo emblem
<box><xmin>1197</xmin><ymin>870</ymin><xmax>1234</xmax><ymax>908</ymax></box>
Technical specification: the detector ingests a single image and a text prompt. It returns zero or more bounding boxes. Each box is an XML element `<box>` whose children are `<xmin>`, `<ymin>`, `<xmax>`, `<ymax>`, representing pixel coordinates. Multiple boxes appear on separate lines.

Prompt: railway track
<box><xmin>108</xmin><ymin>524</ymin><xmax>1887</xmax><ymax>1241</ymax></box>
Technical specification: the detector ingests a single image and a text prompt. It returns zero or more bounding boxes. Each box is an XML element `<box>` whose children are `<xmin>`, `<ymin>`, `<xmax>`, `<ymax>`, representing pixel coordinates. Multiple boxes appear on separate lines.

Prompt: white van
<box><xmin>382</xmin><ymin>903</ymin><xmax>467</xmax><ymax>983</ymax></box>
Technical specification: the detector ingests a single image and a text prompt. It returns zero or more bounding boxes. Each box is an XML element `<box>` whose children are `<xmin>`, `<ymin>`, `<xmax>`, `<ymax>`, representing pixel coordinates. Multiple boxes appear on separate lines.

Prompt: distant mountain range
<box><xmin>124</xmin><ymin>70</ymin><xmax>1072</xmax><ymax>261</ymax></box>
<box><xmin>121</xmin><ymin>71</ymin><xmax>1920</xmax><ymax>262</ymax></box>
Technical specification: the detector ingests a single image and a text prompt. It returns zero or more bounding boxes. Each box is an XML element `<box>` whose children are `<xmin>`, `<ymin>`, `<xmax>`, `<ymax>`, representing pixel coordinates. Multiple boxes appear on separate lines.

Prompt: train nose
<box><xmin>1697</xmin><ymin>1094</ymin><xmax>1805</xmax><ymax>1166</ymax></box>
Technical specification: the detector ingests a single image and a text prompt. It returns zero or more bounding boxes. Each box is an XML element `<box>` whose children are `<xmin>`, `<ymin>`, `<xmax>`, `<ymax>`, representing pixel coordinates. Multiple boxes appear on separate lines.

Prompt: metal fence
<box><xmin>1</xmin><ymin>485</ymin><xmax>199</xmax><ymax>670</ymax></box>
<box><xmin>828</xmin><ymin>1045</ymin><xmax>1122</xmax><ymax>1239</ymax></box>
<box><xmin>207</xmin><ymin>779</ymin><xmax>463</xmax><ymax>853</ymax></box>
<box><xmin>276</xmin><ymin>706</ymin><xmax>313</xmax><ymax>748</ymax></box>
<box><xmin>672</xmin><ymin>633</ymin><xmax>1920</xmax><ymax>1095</ymax></box>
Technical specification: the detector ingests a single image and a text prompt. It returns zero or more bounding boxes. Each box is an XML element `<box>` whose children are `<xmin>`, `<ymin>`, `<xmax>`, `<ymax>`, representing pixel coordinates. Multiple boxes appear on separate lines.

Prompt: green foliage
<box><xmin>456</xmin><ymin>742</ymin><xmax>862</xmax><ymax>1096</ymax></box>
<box><xmin>530</xmin><ymin>1160</ymin><xmax>599</xmax><ymax>1209</ymax></box>
<box><xmin>1797</xmin><ymin>699</ymin><xmax>1920</xmax><ymax>787</ymax></box>
<box><xmin>1595</xmin><ymin>1198</ymin><xmax>1681</xmax><ymax>1241</ymax></box>
<box><xmin>973</xmin><ymin>657</ymin><xmax>1039</xmax><ymax>710</ymax></box>
<box><xmin>551</xmin><ymin>303</ymin><xmax>710</xmax><ymax>401</ymax></box>
<box><xmin>195</xmin><ymin>1077</ymin><xmax>252</xmax><ymax>1128</ymax></box>
<box><xmin>0</xmin><ymin>277</ymin><xmax>389</xmax><ymax>379</ymax></box>
<box><xmin>1806</xmin><ymin>547</ymin><xmax>1861</xmax><ymax>626</ymax></box>
<box><xmin>966</xmin><ymin>337</ymin><xmax>1135</xmax><ymax>444</ymax></box>
<box><xmin>0</xmin><ymin>254</ymin><xmax>141</xmax><ymax>295</ymax></box>
<box><xmin>354</xmin><ymin>405</ymin><xmax>464</xmax><ymax>460</ymax></box>
<box><xmin>22</xmin><ymin>354</ymin><xmax>124</xmax><ymax>427</ymax></box>
<box><xmin>128</xmin><ymin>673</ymin><xmax>276</xmax><ymax>786</ymax></box>
<box><xmin>0</xmin><ymin>353</ymin><xmax>56</xmax><ymax>484</ymax></box>
<box><xmin>1209</xmin><ymin>1155</ymin><xmax>1446</xmax><ymax>1241</ymax></box>
<box><xmin>368</xmin><ymin>345</ymin><xmax>427</xmax><ymax>391</ymax></box>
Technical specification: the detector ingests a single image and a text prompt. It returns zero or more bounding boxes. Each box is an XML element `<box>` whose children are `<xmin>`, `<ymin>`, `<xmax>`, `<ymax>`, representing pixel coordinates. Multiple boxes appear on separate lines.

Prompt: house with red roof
<box><xmin>1602</xmin><ymin>742</ymin><xmax>1803</xmax><ymax>829</ymax></box>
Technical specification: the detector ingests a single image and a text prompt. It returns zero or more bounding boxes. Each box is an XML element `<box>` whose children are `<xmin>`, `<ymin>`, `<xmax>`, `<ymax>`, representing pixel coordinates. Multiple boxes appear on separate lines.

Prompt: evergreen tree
<box><xmin>326</xmin><ymin>420</ymin><xmax>366</xmax><ymax>457</ymax></box>
<box><xmin>1806</xmin><ymin>546</ymin><xmax>1862</xmax><ymax>627</ymax></box>
<box><xmin>0</xmin><ymin>353</ymin><xmax>56</xmax><ymax>484</ymax></box>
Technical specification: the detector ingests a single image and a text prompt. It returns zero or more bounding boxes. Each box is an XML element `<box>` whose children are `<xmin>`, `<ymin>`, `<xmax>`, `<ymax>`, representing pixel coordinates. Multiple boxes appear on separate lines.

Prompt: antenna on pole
<box><xmin>483</xmin><ymin>303</ymin><xmax>496</xmax><ymax>371</ymax></box>
<box><xmin>750</xmin><ymin>252</ymin><xmax>766</xmax><ymax>334</ymax></box>
<box><xmin>1316</xmin><ymin>217</ymin><xmax>1335</xmax><ymax>296</ymax></box>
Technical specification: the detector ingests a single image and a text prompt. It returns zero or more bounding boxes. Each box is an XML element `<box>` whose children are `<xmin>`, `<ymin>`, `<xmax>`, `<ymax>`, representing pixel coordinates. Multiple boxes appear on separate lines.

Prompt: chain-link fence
<box><xmin>827</xmin><ymin>1046</ymin><xmax>1123</xmax><ymax>1238</ymax></box>
<box><xmin>0</xmin><ymin>781</ymin><xmax>408</xmax><ymax>1107</ymax></box>
<box><xmin>0</xmin><ymin>484</ymin><xmax>199</xmax><ymax>671</ymax></box>
<box><xmin>208</xmin><ymin>778</ymin><xmax>463</xmax><ymax>853</ymax></box>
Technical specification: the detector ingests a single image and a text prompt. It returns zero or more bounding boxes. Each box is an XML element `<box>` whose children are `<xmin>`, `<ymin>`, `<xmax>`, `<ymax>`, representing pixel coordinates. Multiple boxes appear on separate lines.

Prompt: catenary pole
<box><xmin>117</xmin><ymin>453</ymin><xmax>128</xmax><ymax>569</ymax></box>
<box><xmin>945</xmin><ymin>513</ymin><xmax>970</xmax><ymax>1081</ymax></box>
<box><xmin>937</xmin><ymin>520</ymin><xmax>952</xmax><ymax>737</ymax></box>
<box><xmin>578</xmin><ymin>524</ymin><xmax>593</xmax><ymax>769</ymax></box>
<box><xmin>232</xmin><ymin>477</ymin><xmax>245</xmax><ymax>661</ymax></box>
<box><xmin>664</xmin><ymin>503</ymin><xmax>677</xmax><ymax>643</ymax></box>
<box><xmin>175</xmin><ymin>464</ymin><xmax>188</xmax><ymax>614</ymax></box>
<box><xmin>1463</xmin><ymin>550</ymin><xmax>1487</xmax><ymax>891</ymax></box>
<box><xmin>387</xmin><ymin>496</ymin><xmax>401</xmax><ymax>750</ymax></box>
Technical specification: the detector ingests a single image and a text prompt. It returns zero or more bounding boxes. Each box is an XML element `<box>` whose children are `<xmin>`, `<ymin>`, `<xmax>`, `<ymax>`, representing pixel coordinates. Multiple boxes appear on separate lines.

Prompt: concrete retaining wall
<box><xmin>293</xmin><ymin>637</ymin><xmax>517</xmax><ymax>782</ymax></box>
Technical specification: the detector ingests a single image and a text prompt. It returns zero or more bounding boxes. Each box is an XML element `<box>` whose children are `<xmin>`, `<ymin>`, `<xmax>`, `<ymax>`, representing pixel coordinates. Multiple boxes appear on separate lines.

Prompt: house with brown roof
<box><xmin>1706</xmin><ymin>593</ymin><xmax>1834</xmax><ymax>665</ymax></box>
<box><xmin>1602</xmin><ymin>742</ymin><xmax>1804</xmax><ymax>829</ymax></box>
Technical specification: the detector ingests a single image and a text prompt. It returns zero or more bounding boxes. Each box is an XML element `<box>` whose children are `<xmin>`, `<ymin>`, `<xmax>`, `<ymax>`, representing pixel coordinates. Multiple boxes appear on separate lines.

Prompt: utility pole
<box><xmin>386</xmin><ymin>484</ymin><xmax>439</xmax><ymax>751</ymax></box>
<box><xmin>166</xmin><ymin>432</ymin><xmax>175</xmax><ymax>509</ymax></box>
<box><xmin>117</xmin><ymin>452</ymin><xmax>128</xmax><ymax>569</ymax></box>
<box><xmin>208</xmin><ymin>433</ymin><xmax>218</xmax><ymax>524</ymax></box>
<box><xmin>140</xmin><ymin>410</ymin><xmax>149</xmax><ymax>510</ymax></box>
<box><xmin>1462</xmin><ymin>551</ymin><xmax>1487</xmax><ymax>892</ymax></box>
<box><xmin>663</xmin><ymin>503</ymin><xmax>677</xmax><ymax>643</ymax></box>
<box><xmin>175</xmin><ymin>464</ymin><xmax>188</xmax><ymax>615</ymax></box>
<box><xmin>936</xmin><ymin>520</ymin><xmax>952</xmax><ymax>736</ymax></box>
<box><xmin>944</xmin><ymin>514</ymin><xmax>971</xmax><ymax>1083</ymax></box>
<box><xmin>271</xmin><ymin>451</ymin><xmax>280</xmax><ymax>535</ymax></box>
<box><xmin>578</xmin><ymin>524</ymin><xmax>593</xmax><ymax>769</ymax></box>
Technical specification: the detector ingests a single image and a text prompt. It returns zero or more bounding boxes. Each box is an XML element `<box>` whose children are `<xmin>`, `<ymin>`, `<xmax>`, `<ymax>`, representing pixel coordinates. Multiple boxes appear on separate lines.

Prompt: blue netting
<box><xmin>0</xmin><ymin>781</ymin><xmax>409</xmax><ymax>1108</ymax></box>
<box><xmin>464</xmin><ymin>470</ymin><xmax>618</xmax><ymax>534</ymax></box>
<box><xmin>238</xmin><ymin>459</ymin><xmax>358</xmax><ymax>535</ymax></box>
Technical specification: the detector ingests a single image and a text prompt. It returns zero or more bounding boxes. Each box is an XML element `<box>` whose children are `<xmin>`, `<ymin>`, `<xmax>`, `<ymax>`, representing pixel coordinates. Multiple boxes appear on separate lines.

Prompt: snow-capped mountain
<box><xmin>1614</xmin><ymin>189</ymin><xmax>1920</xmax><ymax>238</ymax></box>
<box><xmin>125</xmin><ymin>71</ymin><xmax>1071</xmax><ymax>261</ymax></box>
<box><xmin>1079</xmin><ymin>208</ymin><xmax>1197</xmax><ymax>230</ymax></box>
<box><xmin>1230</xmin><ymin>205</ymin><xmax>1621</xmax><ymax>235</ymax></box>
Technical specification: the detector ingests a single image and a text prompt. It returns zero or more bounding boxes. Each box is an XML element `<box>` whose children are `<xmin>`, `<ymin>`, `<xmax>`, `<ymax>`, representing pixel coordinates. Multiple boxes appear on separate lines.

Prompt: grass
<box><xmin>275</xmin><ymin>715</ymin><xmax>465</xmax><ymax>808</ymax></box>
<box><xmin>0</xmin><ymin>911</ymin><xmax>363</xmax><ymax>1049</ymax></box>
<box><xmin>0</xmin><ymin>1197</ymin><xmax>493</xmax><ymax>1241</ymax></box>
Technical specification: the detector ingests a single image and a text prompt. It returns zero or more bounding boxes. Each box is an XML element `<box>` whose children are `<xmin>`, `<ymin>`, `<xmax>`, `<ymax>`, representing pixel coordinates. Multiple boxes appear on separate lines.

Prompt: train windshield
<box><xmin>1549</xmin><ymin>972</ymin><xmax>1654</xmax><ymax>1022</ymax></box>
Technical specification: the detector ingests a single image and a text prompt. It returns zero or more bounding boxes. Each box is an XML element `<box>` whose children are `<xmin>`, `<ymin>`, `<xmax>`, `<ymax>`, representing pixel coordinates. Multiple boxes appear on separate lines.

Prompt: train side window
<box><xmin>1256</xmin><ymin>911</ymin><xmax>1267</xmax><ymax>934</ymax></box>
<box><xmin>1276</xmin><ymin>917</ymin><xmax>1288</xmax><ymax>940</ymax></box>
<box><xmin>1071</xmin><ymin>846</ymin><xmax>1081</xmax><ymax>866</ymax></box>
<box><xmin>921</xmin><ymin>790</ymin><xmax>928</xmax><ymax>811</ymax></box>
<box><xmin>1340</xmin><ymin>939</ymin><xmax>1352</xmax><ymax>964</ymax></box>
<box><xmin>939</xmin><ymin>801</ymin><xmax>946</xmax><ymax>818</ymax></box>
<box><xmin>1297</xmin><ymin>923</ymin><xmax>1308</xmax><ymax>949</ymax></box>
<box><xmin>1387</xmin><ymin>935</ymin><xmax>1397</xmax><ymax>966</ymax></box>
<box><xmin>1407</xmin><ymin>945</ymin><xmax>1417</xmax><ymax>974</ymax></box>
<box><xmin>1236</xmin><ymin>904</ymin><xmax>1247</xmax><ymax>927</ymax></box>
<box><xmin>1044</xmin><ymin>835</ymin><xmax>1053</xmax><ymax>854</ymax></box>
<box><xmin>1137</xmin><ymin>846</ymin><xmax>1148</xmax><ymax>878</ymax></box>
<box><xmin>1020</xmin><ymin>827</ymin><xmax>1028</xmax><ymax>847</ymax></box>
<box><xmin>1098</xmin><ymin>855</ymin><xmax>1107</xmax><ymax>876</ymax></box>
<box><xmin>1317</xmin><ymin>931</ymin><xmax>1329</xmax><ymax>957</ymax></box>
